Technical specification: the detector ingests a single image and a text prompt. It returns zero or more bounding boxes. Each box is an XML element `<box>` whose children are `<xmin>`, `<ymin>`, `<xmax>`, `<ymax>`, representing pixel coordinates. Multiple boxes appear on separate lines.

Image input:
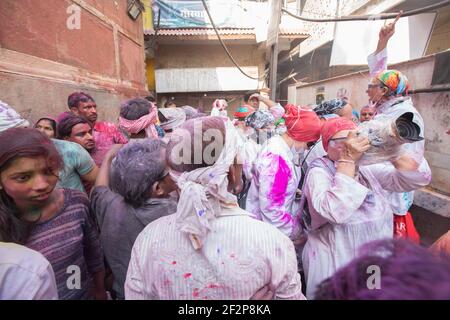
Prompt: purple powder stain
<box><xmin>217</xmin><ymin>247</ymin><xmax>221</xmax><ymax>255</ymax></box>
<box><xmin>268</xmin><ymin>155</ymin><xmax>291</xmax><ymax>207</ymax></box>
<box><xmin>280</xmin><ymin>212</ymin><xmax>292</xmax><ymax>223</ymax></box>
<box><xmin>197</xmin><ymin>209</ymin><xmax>205</xmax><ymax>217</ymax></box>
<box><xmin>275</xmin><ymin>247</ymin><xmax>283</xmax><ymax>257</ymax></box>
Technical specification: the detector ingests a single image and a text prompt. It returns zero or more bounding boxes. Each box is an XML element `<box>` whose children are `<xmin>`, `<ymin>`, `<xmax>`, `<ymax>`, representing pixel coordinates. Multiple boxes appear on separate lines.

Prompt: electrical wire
<box><xmin>201</xmin><ymin>0</ymin><xmax>268</xmax><ymax>81</ymax></box>
<box><xmin>282</xmin><ymin>0</ymin><xmax>450</xmax><ymax>22</ymax></box>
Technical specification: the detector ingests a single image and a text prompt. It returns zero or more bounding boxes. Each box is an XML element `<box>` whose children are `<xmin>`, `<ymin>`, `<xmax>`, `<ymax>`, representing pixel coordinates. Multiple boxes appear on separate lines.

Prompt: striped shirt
<box><xmin>26</xmin><ymin>189</ymin><xmax>104</xmax><ymax>300</ymax></box>
<box><xmin>125</xmin><ymin>205</ymin><xmax>305</xmax><ymax>300</ymax></box>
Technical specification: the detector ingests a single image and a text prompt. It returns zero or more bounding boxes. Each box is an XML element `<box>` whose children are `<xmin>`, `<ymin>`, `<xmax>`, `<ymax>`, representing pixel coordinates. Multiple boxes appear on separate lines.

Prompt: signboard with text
<box><xmin>153</xmin><ymin>0</ymin><xmax>252</xmax><ymax>28</ymax></box>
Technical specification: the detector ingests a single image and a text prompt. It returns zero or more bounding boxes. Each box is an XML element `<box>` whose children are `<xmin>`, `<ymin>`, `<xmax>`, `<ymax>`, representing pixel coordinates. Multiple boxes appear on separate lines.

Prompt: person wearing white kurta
<box><xmin>246</xmin><ymin>135</ymin><xmax>302</xmax><ymax>237</ymax></box>
<box><xmin>245</xmin><ymin>106</ymin><xmax>322</xmax><ymax>239</ymax></box>
<box><xmin>210</xmin><ymin>99</ymin><xmax>228</xmax><ymax>118</ymax></box>
<box><xmin>125</xmin><ymin>116</ymin><xmax>305</xmax><ymax>300</ymax></box>
<box><xmin>0</xmin><ymin>242</ymin><xmax>58</xmax><ymax>300</ymax></box>
<box><xmin>301</xmin><ymin>118</ymin><xmax>431</xmax><ymax>299</ymax></box>
<box><xmin>125</xmin><ymin>205</ymin><xmax>304</xmax><ymax>300</ymax></box>
<box><xmin>367</xmin><ymin>47</ymin><xmax>425</xmax><ymax>226</ymax></box>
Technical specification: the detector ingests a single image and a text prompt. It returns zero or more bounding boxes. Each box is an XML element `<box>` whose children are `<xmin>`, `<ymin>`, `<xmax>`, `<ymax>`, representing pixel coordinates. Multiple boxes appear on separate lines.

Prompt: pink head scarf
<box><xmin>118</xmin><ymin>102</ymin><xmax>158</xmax><ymax>138</ymax></box>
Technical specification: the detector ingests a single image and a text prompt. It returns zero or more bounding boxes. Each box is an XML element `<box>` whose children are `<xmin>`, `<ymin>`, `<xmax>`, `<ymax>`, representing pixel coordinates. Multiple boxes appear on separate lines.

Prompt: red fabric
<box><xmin>321</xmin><ymin>117</ymin><xmax>357</xmax><ymax>152</ymax></box>
<box><xmin>394</xmin><ymin>212</ymin><xmax>420</xmax><ymax>244</ymax></box>
<box><xmin>283</xmin><ymin>104</ymin><xmax>321</xmax><ymax>142</ymax></box>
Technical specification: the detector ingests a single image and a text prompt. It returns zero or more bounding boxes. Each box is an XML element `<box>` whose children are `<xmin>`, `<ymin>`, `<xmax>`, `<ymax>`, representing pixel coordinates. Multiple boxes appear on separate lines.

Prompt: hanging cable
<box><xmin>282</xmin><ymin>0</ymin><xmax>450</xmax><ymax>22</ymax></box>
<box><xmin>201</xmin><ymin>0</ymin><xmax>268</xmax><ymax>81</ymax></box>
<box><xmin>146</xmin><ymin>8</ymin><xmax>161</xmax><ymax>50</ymax></box>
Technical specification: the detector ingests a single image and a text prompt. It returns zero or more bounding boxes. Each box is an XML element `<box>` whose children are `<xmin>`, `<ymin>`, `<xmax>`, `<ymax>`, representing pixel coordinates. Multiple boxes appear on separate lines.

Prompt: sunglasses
<box><xmin>367</xmin><ymin>84</ymin><xmax>385</xmax><ymax>89</ymax></box>
<box><xmin>328</xmin><ymin>137</ymin><xmax>347</xmax><ymax>142</ymax></box>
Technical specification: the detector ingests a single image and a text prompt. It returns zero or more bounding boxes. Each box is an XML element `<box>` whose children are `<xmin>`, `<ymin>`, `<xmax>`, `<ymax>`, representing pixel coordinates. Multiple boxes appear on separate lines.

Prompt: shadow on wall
<box><xmin>411</xmin><ymin>205</ymin><xmax>450</xmax><ymax>246</ymax></box>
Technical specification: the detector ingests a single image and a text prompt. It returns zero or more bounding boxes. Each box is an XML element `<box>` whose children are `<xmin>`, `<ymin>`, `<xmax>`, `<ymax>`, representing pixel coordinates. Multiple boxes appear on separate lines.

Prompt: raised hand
<box><xmin>379</xmin><ymin>11</ymin><xmax>402</xmax><ymax>44</ymax></box>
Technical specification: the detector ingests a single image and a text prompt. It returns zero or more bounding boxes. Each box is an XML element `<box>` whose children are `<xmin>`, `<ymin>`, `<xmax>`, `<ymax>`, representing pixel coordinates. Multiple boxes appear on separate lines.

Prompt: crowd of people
<box><xmin>1</xmin><ymin>20</ymin><xmax>450</xmax><ymax>301</ymax></box>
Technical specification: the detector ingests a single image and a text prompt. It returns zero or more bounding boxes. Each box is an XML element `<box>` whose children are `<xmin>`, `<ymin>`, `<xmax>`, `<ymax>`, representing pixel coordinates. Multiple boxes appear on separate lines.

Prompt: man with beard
<box><xmin>67</xmin><ymin>92</ymin><xmax>128</xmax><ymax>166</ymax></box>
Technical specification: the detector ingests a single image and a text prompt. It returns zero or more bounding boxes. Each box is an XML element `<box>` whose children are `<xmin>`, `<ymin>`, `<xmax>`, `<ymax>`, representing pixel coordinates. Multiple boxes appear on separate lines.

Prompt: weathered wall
<box><xmin>288</xmin><ymin>55</ymin><xmax>450</xmax><ymax>212</ymax></box>
<box><xmin>156</xmin><ymin>43</ymin><xmax>265</xmax><ymax>70</ymax></box>
<box><xmin>154</xmin><ymin>42</ymin><xmax>266</xmax><ymax>114</ymax></box>
<box><xmin>0</xmin><ymin>0</ymin><xmax>148</xmax><ymax>123</ymax></box>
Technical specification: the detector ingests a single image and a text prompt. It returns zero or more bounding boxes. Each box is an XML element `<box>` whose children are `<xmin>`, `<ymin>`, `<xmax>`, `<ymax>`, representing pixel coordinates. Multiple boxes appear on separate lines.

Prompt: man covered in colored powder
<box><xmin>67</xmin><ymin>92</ymin><xmax>128</xmax><ymax>167</ymax></box>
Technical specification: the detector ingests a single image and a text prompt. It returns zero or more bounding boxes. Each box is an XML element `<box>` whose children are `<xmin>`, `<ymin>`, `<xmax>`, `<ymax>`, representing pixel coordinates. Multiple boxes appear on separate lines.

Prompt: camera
<box><xmin>357</xmin><ymin>112</ymin><xmax>423</xmax><ymax>166</ymax></box>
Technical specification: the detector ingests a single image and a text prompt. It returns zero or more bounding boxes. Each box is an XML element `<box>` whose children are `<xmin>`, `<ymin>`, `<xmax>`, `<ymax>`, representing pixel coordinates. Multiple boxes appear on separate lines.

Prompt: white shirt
<box><xmin>125</xmin><ymin>205</ymin><xmax>305</xmax><ymax>300</ymax></box>
<box><xmin>210</xmin><ymin>107</ymin><xmax>228</xmax><ymax>118</ymax></box>
<box><xmin>246</xmin><ymin>135</ymin><xmax>302</xmax><ymax>238</ymax></box>
<box><xmin>0</xmin><ymin>242</ymin><xmax>58</xmax><ymax>300</ymax></box>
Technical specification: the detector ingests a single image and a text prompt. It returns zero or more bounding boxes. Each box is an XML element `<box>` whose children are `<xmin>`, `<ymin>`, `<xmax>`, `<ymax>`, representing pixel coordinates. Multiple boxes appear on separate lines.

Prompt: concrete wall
<box><xmin>154</xmin><ymin>42</ymin><xmax>266</xmax><ymax>114</ymax></box>
<box><xmin>0</xmin><ymin>0</ymin><xmax>148</xmax><ymax>123</ymax></box>
<box><xmin>156</xmin><ymin>43</ymin><xmax>265</xmax><ymax>70</ymax></box>
<box><xmin>288</xmin><ymin>54</ymin><xmax>450</xmax><ymax>217</ymax></box>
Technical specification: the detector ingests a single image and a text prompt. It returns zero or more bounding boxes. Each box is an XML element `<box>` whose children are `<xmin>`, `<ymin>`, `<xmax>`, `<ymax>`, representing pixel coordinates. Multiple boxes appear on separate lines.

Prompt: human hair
<box><xmin>145</xmin><ymin>92</ymin><xmax>156</xmax><ymax>103</ymax></box>
<box><xmin>166</xmin><ymin>116</ymin><xmax>226</xmax><ymax>173</ymax></box>
<box><xmin>244</xmin><ymin>92</ymin><xmax>257</xmax><ymax>103</ymax></box>
<box><xmin>110</xmin><ymin>139</ymin><xmax>166</xmax><ymax>207</ymax></box>
<box><xmin>315</xmin><ymin>239</ymin><xmax>450</xmax><ymax>300</ymax></box>
<box><xmin>34</xmin><ymin>117</ymin><xmax>57</xmax><ymax>133</ymax></box>
<box><xmin>57</xmin><ymin>114</ymin><xmax>91</xmax><ymax>139</ymax></box>
<box><xmin>0</xmin><ymin>128</ymin><xmax>63</xmax><ymax>244</ymax></box>
<box><xmin>67</xmin><ymin>92</ymin><xmax>95</xmax><ymax>109</ymax></box>
<box><xmin>164</xmin><ymin>101</ymin><xmax>176</xmax><ymax>108</ymax></box>
<box><xmin>120</xmin><ymin>98</ymin><xmax>151</xmax><ymax>120</ymax></box>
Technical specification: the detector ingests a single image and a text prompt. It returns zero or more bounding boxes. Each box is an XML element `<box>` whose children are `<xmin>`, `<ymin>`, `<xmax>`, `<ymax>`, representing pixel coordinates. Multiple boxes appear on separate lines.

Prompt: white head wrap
<box><xmin>170</xmin><ymin>119</ymin><xmax>243</xmax><ymax>250</ymax></box>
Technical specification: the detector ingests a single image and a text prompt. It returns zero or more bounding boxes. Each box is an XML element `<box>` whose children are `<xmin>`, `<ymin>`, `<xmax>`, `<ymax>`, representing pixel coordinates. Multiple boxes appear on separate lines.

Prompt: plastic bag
<box><xmin>357</xmin><ymin>112</ymin><xmax>422</xmax><ymax>166</ymax></box>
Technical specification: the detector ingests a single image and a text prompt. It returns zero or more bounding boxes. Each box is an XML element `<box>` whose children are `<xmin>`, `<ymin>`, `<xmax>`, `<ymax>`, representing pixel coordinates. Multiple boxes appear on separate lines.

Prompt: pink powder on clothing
<box><xmin>269</xmin><ymin>155</ymin><xmax>292</xmax><ymax>206</ymax></box>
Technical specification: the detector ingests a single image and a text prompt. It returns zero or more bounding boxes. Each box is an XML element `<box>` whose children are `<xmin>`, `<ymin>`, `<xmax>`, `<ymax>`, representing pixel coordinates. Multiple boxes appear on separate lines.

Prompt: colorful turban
<box><xmin>234</xmin><ymin>105</ymin><xmax>255</xmax><ymax>120</ymax></box>
<box><xmin>244</xmin><ymin>110</ymin><xmax>275</xmax><ymax>129</ymax></box>
<box><xmin>321</xmin><ymin>117</ymin><xmax>357</xmax><ymax>152</ymax></box>
<box><xmin>274</xmin><ymin>118</ymin><xmax>285</xmax><ymax>127</ymax></box>
<box><xmin>376</xmin><ymin>69</ymin><xmax>410</xmax><ymax>96</ymax></box>
<box><xmin>283</xmin><ymin>104</ymin><xmax>322</xmax><ymax>142</ymax></box>
<box><xmin>313</xmin><ymin>99</ymin><xmax>348</xmax><ymax>116</ymax></box>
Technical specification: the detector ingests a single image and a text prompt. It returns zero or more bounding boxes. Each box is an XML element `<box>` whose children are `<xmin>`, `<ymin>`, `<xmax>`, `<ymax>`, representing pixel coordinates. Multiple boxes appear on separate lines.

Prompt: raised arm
<box><xmin>368</xmin><ymin>12</ymin><xmax>402</xmax><ymax>77</ymax></box>
<box><xmin>94</xmin><ymin>144</ymin><xmax>123</xmax><ymax>188</ymax></box>
<box><xmin>249</xmin><ymin>93</ymin><xmax>285</xmax><ymax>119</ymax></box>
<box><xmin>367</xmin><ymin>154</ymin><xmax>431</xmax><ymax>193</ymax></box>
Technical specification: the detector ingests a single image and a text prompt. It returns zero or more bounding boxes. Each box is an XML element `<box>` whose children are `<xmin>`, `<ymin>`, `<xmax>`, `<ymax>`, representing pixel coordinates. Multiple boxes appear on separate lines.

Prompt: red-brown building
<box><xmin>0</xmin><ymin>0</ymin><xmax>148</xmax><ymax>123</ymax></box>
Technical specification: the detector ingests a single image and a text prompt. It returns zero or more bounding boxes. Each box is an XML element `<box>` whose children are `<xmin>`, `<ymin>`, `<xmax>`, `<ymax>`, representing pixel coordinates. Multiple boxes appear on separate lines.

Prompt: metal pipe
<box><xmin>409</xmin><ymin>86</ymin><xmax>450</xmax><ymax>94</ymax></box>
